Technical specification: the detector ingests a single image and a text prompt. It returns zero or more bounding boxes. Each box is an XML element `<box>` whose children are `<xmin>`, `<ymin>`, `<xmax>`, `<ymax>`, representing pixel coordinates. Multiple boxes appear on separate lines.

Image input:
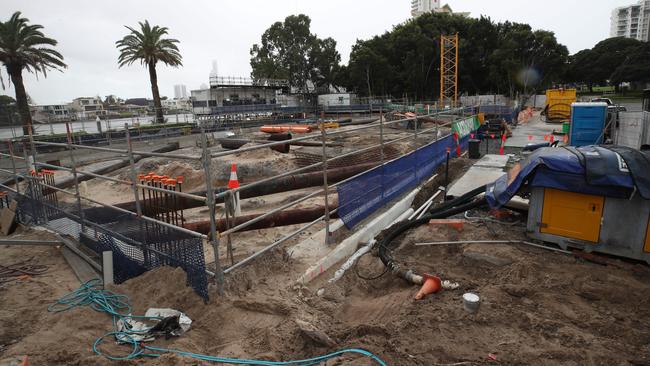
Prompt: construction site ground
<box><xmin>2</xmin><ymin>206</ymin><xmax>650</xmax><ymax>365</ymax></box>
<box><xmin>2</xmin><ymin>118</ymin><xmax>650</xmax><ymax>365</ymax></box>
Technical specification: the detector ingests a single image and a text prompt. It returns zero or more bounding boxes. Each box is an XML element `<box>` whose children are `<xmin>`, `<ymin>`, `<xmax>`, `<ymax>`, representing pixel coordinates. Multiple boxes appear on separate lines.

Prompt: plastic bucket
<box><xmin>462</xmin><ymin>293</ymin><xmax>480</xmax><ymax>313</ymax></box>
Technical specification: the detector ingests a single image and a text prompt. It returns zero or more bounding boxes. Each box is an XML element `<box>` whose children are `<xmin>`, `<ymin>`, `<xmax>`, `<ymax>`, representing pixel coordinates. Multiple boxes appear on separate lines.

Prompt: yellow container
<box><xmin>540</xmin><ymin>188</ymin><xmax>603</xmax><ymax>243</ymax></box>
<box><xmin>477</xmin><ymin>113</ymin><xmax>485</xmax><ymax>124</ymax></box>
<box><xmin>545</xmin><ymin>89</ymin><xmax>576</xmax><ymax>121</ymax></box>
<box><xmin>645</xmin><ymin>217</ymin><xmax>650</xmax><ymax>253</ymax></box>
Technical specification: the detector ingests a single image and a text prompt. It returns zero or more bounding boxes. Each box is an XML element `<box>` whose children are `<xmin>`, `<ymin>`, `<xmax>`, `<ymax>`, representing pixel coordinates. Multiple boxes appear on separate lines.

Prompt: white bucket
<box><xmin>462</xmin><ymin>293</ymin><xmax>480</xmax><ymax>313</ymax></box>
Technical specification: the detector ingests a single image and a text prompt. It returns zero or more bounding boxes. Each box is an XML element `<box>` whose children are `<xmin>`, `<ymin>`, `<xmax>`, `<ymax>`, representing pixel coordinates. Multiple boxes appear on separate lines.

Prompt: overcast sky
<box><xmin>0</xmin><ymin>0</ymin><xmax>636</xmax><ymax>105</ymax></box>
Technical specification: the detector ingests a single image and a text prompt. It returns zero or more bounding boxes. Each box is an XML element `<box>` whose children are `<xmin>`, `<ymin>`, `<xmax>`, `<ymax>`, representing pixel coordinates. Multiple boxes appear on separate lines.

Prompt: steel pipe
<box><xmin>183</xmin><ymin>204</ymin><xmax>337</xmax><ymax>234</ymax></box>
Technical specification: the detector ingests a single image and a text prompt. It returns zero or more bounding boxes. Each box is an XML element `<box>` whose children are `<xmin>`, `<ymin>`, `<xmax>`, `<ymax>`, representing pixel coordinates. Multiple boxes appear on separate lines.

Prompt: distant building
<box><xmin>162</xmin><ymin>98</ymin><xmax>191</xmax><ymax>111</ymax></box>
<box><xmin>611</xmin><ymin>0</ymin><xmax>650</xmax><ymax>41</ymax></box>
<box><xmin>173</xmin><ymin>84</ymin><xmax>188</xmax><ymax>99</ymax></box>
<box><xmin>68</xmin><ymin>97</ymin><xmax>106</xmax><ymax>119</ymax></box>
<box><xmin>411</xmin><ymin>0</ymin><xmax>470</xmax><ymax>18</ymax></box>
<box><xmin>411</xmin><ymin>0</ymin><xmax>440</xmax><ymax>17</ymax></box>
<box><xmin>30</xmin><ymin>104</ymin><xmax>71</xmax><ymax>122</ymax></box>
<box><xmin>191</xmin><ymin>76</ymin><xmax>289</xmax><ymax>116</ymax></box>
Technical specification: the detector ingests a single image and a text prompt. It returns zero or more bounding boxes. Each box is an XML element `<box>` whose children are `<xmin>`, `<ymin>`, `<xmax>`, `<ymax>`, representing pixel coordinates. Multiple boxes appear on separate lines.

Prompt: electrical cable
<box><xmin>49</xmin><ymin>280</ymin><xmax>389</xmax><ymax>365</ymax></box>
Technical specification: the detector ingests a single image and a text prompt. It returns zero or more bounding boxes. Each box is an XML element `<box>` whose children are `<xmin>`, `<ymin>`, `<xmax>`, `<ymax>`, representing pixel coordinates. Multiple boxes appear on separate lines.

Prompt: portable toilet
<box><xmin>569</xmin><ymin>102</ymin><xmax>608</xmax><ymax>147</ymax></box>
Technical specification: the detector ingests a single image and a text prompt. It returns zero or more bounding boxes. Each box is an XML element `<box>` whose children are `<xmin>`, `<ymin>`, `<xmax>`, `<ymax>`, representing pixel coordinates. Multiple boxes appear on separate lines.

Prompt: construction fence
<box><xmin>11</xmin><ymin>174</ymin><xmax>210</xmax><ymax>300</ymax></box>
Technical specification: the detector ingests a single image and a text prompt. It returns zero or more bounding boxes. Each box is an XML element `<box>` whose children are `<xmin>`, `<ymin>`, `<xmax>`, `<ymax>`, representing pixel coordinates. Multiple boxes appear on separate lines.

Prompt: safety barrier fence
<box><xmin>0</xmin><ymin>107</ymin><xmax>474</xmax><ymax>298</ymax></box>
<box><xmin>337</xmin><ymin>132</ymin><xmax>469</xmax><ymax>228</ymax></box>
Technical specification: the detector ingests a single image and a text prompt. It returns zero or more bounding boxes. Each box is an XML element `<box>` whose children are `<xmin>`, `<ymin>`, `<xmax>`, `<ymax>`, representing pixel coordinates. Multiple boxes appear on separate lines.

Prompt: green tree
<box><xmin>610</xmin><ymin>41</ymin><xmax>650</xmax><ymax>86</ymax></box>
<box><xmin>250</xmin><ymin>14</ymin><xmax>342</xmax><ymax>93</ymax></box>
<box><xmin>567</xmin><ymin>37</ymin><xmax>643</xmax><ymax>87</ymax></box>
<box><xmin>0</xmin><ymin>12</ymin><xmax>66</xmax><ymax>134</ymax></box>
<box><xmin>344</xmin><ymin>13</ymin><xmax>567</xmax><ymax>100</ymax></box>
<box><xmin>310</xmin><ymin>37</ymin><xmax>342</xmax><ymax>92</ymax></box>
<box><xmin>116</xmin><ymin>20</ymin><xmax>182</xmax><ymax>123</ymax></box>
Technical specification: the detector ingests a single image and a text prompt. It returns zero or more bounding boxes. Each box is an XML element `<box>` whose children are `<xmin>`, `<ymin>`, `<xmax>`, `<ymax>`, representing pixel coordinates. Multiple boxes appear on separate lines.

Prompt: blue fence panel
<box><xmin>337</xmin><ymin>132</ymin><xmax>468</xmax><ymax>229</ymax></box>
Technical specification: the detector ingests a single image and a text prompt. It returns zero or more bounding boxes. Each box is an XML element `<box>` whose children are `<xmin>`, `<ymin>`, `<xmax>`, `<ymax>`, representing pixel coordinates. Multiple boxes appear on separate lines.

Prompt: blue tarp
<box><xmin>486</xmin><ymin>146</ymin><xmax>637</xmax><ymax>208</ymax></box>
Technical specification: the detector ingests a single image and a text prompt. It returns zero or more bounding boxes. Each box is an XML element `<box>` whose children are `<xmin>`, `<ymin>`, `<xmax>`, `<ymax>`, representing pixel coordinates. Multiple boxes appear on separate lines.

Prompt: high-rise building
<box><xmin>173</xmin><ymin>84</ymin><xmax>188</xmax><ymax>99</ymax></box>
<box><xmin>411</xmin><ymin>0</ymin><xmax>440</xmax><ymax>17</ymax></box>
<box><xmin>611</xmin><ymin>0</ymin><xmax>650</xmax><ymax>41</ymax></box>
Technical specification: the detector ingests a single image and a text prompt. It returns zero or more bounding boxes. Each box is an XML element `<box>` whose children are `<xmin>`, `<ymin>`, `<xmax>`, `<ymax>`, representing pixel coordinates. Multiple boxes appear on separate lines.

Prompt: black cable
<box><xmin>353</xmin><ymin>250</ymin><xmax>388</xmax><ymax>280</ymax></box>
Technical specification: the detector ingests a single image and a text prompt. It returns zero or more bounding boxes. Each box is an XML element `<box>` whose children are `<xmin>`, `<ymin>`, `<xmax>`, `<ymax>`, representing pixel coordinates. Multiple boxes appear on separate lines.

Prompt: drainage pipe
<box><xmin>183</xmin><ymin>204</ymin><xmax>337</xmax><ymax>234</ymax></box>
<box><xmin>82</xmin><ymin>162</ymin><xmax>375</xmax><ymax>223</ymax></box>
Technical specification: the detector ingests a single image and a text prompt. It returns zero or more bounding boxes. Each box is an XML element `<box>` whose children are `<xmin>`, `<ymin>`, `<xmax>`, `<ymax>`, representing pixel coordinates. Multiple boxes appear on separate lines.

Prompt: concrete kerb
<box><xmin>296</xmin><ymin>187</ymin><xmax>421</xmax><ymax>284</ymax></box>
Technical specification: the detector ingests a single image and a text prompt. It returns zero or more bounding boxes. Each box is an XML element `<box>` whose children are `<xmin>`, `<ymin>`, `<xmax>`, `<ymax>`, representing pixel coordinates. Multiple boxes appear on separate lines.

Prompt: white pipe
<box><xmin>416</xmin><ymin>191</ymin><xmax>442</xmax><ymax>219</ymax></box>
<box><xmin>328</xmin><ymin>239</ymin><xmax>374</xmax><ymax>283</ymax></box>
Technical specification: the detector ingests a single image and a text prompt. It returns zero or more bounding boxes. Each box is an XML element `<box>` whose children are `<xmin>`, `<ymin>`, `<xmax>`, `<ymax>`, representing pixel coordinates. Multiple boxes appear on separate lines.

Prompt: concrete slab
<box><xmin>447</xmin><ymin>166</ymin><xmax>505</xmax><ymax>198</ymax></box>
<box><xmin>505</xmin><ymin>113</ymin><xmax>564</xmax><ymax>148</ymax></box>
<box><xmin>473</xmin><ymin>154</ymin><xmax>509</xmax><ymax>169</ymax></box>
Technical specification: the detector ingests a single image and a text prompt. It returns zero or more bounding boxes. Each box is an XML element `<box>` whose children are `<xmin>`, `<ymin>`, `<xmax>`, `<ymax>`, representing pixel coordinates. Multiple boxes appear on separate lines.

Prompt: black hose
<box><xmin>429</xmin><ymin>184</ymin><xmax>486</xmax><ymax>215</ymax></box>
<box><xmin>373</xmin><ymin>184</ymin><xmax>489</xmax><ymax>283</ymax></box>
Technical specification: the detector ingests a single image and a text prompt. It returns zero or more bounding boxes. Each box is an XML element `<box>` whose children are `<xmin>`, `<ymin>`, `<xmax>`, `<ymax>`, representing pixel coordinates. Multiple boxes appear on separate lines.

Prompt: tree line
<box><xmin>251</xmin><ymin>13</ymin><xmax>650</xmax><ymax>100</ymax></box>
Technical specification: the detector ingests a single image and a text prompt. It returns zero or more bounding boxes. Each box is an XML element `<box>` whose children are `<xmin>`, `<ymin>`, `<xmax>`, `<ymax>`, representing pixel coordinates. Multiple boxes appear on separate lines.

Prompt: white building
<box><xmin>31</xmin><ymin>104</ymin><xmax>71</xmax><ymax>122</ymax></box>
<box><xmin>162</xmin><ymin>98</ymin><xmax>191</xmax><ymax>111</ymax></box>
<box><xmin>173</xmin><ymin>84</ymin><xmax>188</xmax><ymax>99</ymax></box>
<box><xmin>611</xmin><ymin>0</ymin><xmax>650</xmax><ymax>41</ymax></box>
<box><xmin>411</xmin><ymin>0</ymin><xmax>440</xmax><ymax>17</ymax></box>
<box><xmin>68</xmin><ymin>97</ymin><xmax>106</xmax><ymax>119</ymax></box>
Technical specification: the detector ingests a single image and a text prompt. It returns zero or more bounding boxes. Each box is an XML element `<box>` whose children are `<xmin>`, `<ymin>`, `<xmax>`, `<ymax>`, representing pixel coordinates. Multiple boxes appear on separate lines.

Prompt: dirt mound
<box><xmin>113</xmin><ymin>266</ymin><xmax>205</xmax><ymax>314</ymax></box>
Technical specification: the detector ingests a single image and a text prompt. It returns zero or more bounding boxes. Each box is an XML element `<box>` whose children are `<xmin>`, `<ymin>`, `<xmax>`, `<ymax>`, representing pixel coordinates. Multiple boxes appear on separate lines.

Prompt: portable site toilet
<box><xmin>569</xmin><ymin>102</ymin><xmax>608</xmax><ymax>147</ymax></box>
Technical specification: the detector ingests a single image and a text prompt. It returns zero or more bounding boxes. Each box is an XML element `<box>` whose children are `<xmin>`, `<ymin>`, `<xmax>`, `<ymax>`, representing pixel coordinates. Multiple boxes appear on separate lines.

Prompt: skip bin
<box><xmin>545</xmin><ymin>89</ymin><xmax>576</xmax><ymax>121</ymax></box>
<box><xmin>569</xmin><ymin>102</ymin><xmax>608</xmax><ymax>147</ymax></box>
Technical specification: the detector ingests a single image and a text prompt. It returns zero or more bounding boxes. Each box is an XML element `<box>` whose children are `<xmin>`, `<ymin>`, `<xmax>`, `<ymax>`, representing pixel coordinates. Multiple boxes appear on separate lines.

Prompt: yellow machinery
<box><xmin>317</xmin><ymin>122</ymin><xmax>340</xmax><ymax>129</ymax></box>
<box><xmin>544</xmin><ymin>89</ymin><xmax>576</xmax><ymax>122</ymax></box>
<box><xmin>527</xmin><ymin>187</ymin><xmax>650</xmax><ymax>264</ymax></box>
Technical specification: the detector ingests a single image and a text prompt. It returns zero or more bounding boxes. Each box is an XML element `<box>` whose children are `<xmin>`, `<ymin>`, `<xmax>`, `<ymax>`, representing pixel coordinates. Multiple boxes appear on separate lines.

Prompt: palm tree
<box><xmin>116</xmin><ymin>21</ymin><xmax>182</xmax><ymax>124</ymax></box>
<box><xmin>0</xmin><ymin>12</ymin><xmax>66</xmax><ymax>135</ymax></box>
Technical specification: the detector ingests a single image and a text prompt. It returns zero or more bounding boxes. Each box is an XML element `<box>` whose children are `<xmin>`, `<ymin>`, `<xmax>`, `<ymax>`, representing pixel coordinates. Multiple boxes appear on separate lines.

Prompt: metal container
<box><xmin>468</xmin><ymin>139</ymin><xmax>481</xmax><ymax>159</ymax></box>
<box><xmin>462</xmin><ymin>293</ymin><xmax>480</xmax><ymax>313</ymax></box>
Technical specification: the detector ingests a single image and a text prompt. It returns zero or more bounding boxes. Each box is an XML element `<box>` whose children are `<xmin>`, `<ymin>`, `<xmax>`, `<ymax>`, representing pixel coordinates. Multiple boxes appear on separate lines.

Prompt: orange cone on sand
<box><xmin>415</xmin><ymin>274</ymin><xmax>442</xmax><ymax>300</ymax></box>
<box><xmin>228</xmin><ymin>164</ymin><xmax>239</xmax><ymax>189</ymax></box>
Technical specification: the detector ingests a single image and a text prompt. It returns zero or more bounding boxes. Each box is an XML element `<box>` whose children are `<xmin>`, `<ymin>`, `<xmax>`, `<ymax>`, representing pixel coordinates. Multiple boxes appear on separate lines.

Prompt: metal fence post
<box><xmin>413</xmin><ymin>115</ymin><xmax>419</xmax><ymax>181</ymax></box>
<box><xmin>321</xmin><ymin>126</ymin><xmax>331</xmax><ymax>245</ymax></box>
<box><xmin>125</xmin><ymin>124</ymin><xmax>143</xmax><ymax>218</ymax></box>
<box><xmin>7</xmin><ymin>141</ymin><xmax>20</xmax><ymax>195</ymax></box>
<box><xmin>124</xmin><ymin>125</ymin><xmax>148</xmax><ymax>264</ymax></box>
<box><xmin>200</xmin><ymin>127</ymin><xmax>224</xmax><ymax>295</ymax></box>
<box><xmin>65</xmin><ymin>123</ymin><xmax>86</xmax><ymax>233</ymax></box>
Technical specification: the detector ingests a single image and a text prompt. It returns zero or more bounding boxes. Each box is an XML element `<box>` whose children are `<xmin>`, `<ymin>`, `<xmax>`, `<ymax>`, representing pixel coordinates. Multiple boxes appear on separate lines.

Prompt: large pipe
<box><xmin>82</xmin><ymin>162</ymin><xmax>376</xmax><ymax>223</ymax></box>
<box><xmin>183</xmin><ymin>204</ymin><xmax>337</xmax><ymax>234</ymax></box>
<box><xmin>53</xmin><ymin>142</ymin><xmax>180</xmax><ymax>190</ymax></box>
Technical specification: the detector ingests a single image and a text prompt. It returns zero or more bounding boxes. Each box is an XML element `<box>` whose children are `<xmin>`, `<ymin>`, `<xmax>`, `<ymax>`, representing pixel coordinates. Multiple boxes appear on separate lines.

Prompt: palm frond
<box><xmin>0</xmin><ymin>11</ymin><xmax>67</xmax><ymax>76</ymax></box>
<box><xmin>116</xmin><ymin>20</ymin><xmax>183</xmax><ymax>68</ymax></box>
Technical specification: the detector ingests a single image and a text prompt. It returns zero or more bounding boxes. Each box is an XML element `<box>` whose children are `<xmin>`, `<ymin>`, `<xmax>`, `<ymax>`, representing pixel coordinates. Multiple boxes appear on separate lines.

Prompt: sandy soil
<box><xmin>3</xmin><ymin>207</ymin><xmax>650</xmax><ymax>365</ymax></box>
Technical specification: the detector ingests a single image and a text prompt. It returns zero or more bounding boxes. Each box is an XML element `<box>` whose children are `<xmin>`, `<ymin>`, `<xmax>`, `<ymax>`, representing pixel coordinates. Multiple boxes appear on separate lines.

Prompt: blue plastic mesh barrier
<box><xmin>13</xmin><ymin>181</ymin><xmax>209</xmax><ymax>301</ymax></box>
<box><xmin>337</xmin><ymin>133</ymin><xmax>470</xmax><ymax>229</ymax></box>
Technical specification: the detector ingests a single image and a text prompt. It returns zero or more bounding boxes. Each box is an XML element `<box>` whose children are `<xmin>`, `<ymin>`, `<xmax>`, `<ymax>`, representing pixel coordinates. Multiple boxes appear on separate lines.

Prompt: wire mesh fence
<box><xmin>12</xmin><ymin>175</ymin><xmax>210</xmax><ymax>301</ymax></box>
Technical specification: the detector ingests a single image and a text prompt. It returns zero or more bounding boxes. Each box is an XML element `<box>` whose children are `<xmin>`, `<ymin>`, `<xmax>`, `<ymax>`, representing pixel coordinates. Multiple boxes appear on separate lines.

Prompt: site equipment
<box><xmin>440</xmin><ymin>34</ymin><xmax>459</xmax><ymax>109</ymax></box>
<box><xmin>487</xmin><ymin>145</ymin><xmax>650</xmax><ymax>264</ymax></box>
<box><xmin>543</xmin><ymin>89</ymin><xmax>576</xmax><ymax>122</ymax></box>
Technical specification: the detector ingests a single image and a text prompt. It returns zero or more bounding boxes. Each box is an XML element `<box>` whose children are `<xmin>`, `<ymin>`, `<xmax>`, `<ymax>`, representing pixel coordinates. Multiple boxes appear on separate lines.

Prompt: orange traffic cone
<box><xmin>21</xmin><ymin>355</ymin><xmax>28</xmax><ymax>366</ymax></box>
<box><xmin>415</xmin><ymin>274</ymin><xmax>442</xmax><ymax>300</ymax></box>
<box><xmin>228</xmin><ymin>164</ymin><xmax>239</xmax><ymax>189</ymax></box>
